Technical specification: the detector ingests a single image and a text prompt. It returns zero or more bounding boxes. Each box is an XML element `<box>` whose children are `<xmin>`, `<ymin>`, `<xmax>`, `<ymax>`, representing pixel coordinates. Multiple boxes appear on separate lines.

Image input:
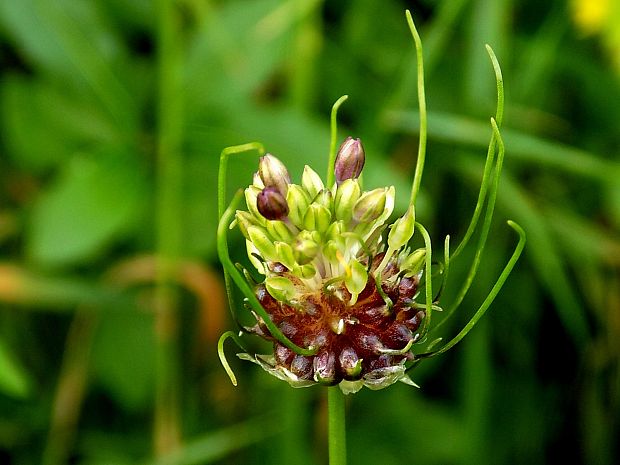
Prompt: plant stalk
<box><xmin>327</xmin><ymin>387</ymin><xmax>347</xmax><ymax>465</ymax></box>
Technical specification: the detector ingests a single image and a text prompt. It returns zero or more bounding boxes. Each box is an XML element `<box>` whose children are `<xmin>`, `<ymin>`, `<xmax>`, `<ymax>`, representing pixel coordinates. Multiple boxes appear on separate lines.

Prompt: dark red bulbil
<box><xmin>251</xmin><ymin>261</ymin><xmax>425</xmax><ymax>385</ymax></box>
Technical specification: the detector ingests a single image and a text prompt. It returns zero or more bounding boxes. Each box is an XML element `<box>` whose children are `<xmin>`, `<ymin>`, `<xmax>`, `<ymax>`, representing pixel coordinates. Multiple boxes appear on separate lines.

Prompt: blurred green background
<box><xmin>1</xmin><ymin>0</ymin><xmax>619</xmax><ymax>464</ymax></box>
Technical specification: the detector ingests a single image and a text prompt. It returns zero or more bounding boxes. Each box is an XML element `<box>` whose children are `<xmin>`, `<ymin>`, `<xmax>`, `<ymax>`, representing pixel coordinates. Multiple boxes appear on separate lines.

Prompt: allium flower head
<box><xmin>216</xmin><ymin>27</ymin><xmax>525</xmax><ymax>397</ymax></box>
<box><xmin>233</xmin><ymin>148</ymin><xmax>427</xmax><ymax>393</ymax></box>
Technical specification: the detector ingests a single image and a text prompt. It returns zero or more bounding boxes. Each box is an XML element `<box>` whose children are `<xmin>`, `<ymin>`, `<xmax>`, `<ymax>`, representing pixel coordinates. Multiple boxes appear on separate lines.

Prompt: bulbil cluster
<box><xmin>236</xmin><ymin>137</ymin><xmax>428</xmax><ymax>393</ymax></box>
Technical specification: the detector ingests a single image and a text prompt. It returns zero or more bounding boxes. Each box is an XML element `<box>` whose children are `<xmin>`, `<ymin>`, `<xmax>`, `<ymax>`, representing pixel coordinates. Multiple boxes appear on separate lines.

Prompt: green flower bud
<box><xmin>246</xmin><ymin>239</ymin><xmax>266</xmax><ymax>273</ymax></box>
<box><xmin>257</xmin><ymin>187</ymin><xmax>289</xmax><ymax>221</ymax></box>
<box><xmin>388</xmin><ymin>206</ymin><xmax>415</xmax><ymax>250</ymax></box>
<box><xmin>322</xmin><ymin>240</ymin><xmax>340</xmax><ymax>267</ymax></box>
<box><xmin>247</xmin><ymin>225</ymin><xmax>276</xmax><ymax>261</ymax></box>
<box><xmin>352</xmin><ymin>188</ymin><xmax>387</xmax><ymax>224</ymax></box>
<box><xmin>344</xmin><ymin>259</ymin><xmax>368</xmax><ymax>305</ymax></box>
<box><xmin>265</xmin><ymin>276</ymin><xmax>296</xmax><ymax>302</ymax></box>
<box><xmin>235</xmin><ymin>210</ymin><xmax>255</xmax><ymax>239</ymax></box>
<box><xmin>286</xmin><ymin>184</ymin><xmax>311</xmax><ymax>228</ymax></box>
<box><xmin>325</xmin><ymin>221</ymin><xmax>344</xmax><ymax>241</ymax></box>
<box><xmin>401</xmin><ymin>248</ymin><xmax>426</xmax><ymax>275</ymax></box>
<box><xmin>259</xmin><ymin>154</ymin><xmax>291</xmax><ymax>195</ymax></box>
<box><xmin>245</xmin><ymin>186</ymin><xmax>264</xmax><ymax>221</ymax></box>
<box><xmin>312</xmin><ymin>189</ymin><xmax>334</xmax><ymax>212</ymax></box>
<box><xmin>275</xmin><ymin>241</ymin><xmax>296</xmax><ymax>270</ymax></box>
<box><xmin>293</xmin><ymin>263</ymin><xmax>317</xmax><ymax>279</ymax></box>
<box><xmin>334</xmin><ymin>179</ymin><xmax>361</xmax><ymax>223</ymax></box>
<box><xmin>303</xmin><ymin>204</ymin><xmax>332</xmax><ymax>234</ymax></box>
<box><xmin>301</xmin><ymin>165</ymin><xmax>324</xmax><ymax>199</ymax></box>
<box><xmin>266</xmin><ymin>220</ymin><xmax>294</xmax><ymax>243</ymax></box>
<box><xmin>294</xmin><ymin>230</ymin><xmax>320</xmax><ymax>265</ymax></box>
<box><xmin>359</xmin><ymin>186</ymin><xmax>395</xmax><ymax>240</ymax></box>
<box><xmin>335</xmin><ymin>137</ymin><xmax>365</xmax><ymax>185</ymax></box>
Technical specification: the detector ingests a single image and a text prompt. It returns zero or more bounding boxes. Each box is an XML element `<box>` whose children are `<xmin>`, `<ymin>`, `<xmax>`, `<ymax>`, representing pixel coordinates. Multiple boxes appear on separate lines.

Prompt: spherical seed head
<box><xmin>259</xmin><ymin>154</ymin><xmax>291</xmax><ymax>195</ymax></box>
<box><xmin>335</xmin><ymin>137</ymin><xmax>365</xmax><ymax>185</ymax></box>
<box><xmin>257</xmin><ymin>187</ymin><xmax>289</xmax><ymax>220</ymax></box>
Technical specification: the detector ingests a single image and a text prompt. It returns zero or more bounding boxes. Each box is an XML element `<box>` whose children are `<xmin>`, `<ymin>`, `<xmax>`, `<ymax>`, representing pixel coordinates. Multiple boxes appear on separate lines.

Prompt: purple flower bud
<box><xmin>259</xmin><ymin>154</ymin><xmax>291</xmax><ymax>195</ymax></box>
<box><xmin>257</xmin><ymin>187</ymin><xmax>289</xmax><ymax>220</ymax></box>
<box><xmin>335</xmin><ymin>137</ymin><xmax>365</xmax><ymax>185</ymax></box>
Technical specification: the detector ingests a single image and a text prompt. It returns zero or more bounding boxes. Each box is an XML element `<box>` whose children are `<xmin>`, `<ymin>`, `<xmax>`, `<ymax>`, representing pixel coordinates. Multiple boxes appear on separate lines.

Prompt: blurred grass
<box><xmin>0</xmin><ymin>0</ymin><xmax>619</xmax><ymax>464</ymax></box>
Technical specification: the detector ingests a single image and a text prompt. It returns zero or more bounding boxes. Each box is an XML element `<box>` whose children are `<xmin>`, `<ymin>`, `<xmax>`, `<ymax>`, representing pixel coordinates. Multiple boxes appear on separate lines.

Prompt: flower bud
<box><xmin>322</xmin><ymin>240</ymin><xmax>341</xmax><ymax>268</ymax></box>
<box><xmin>387</xmin><ymin>206</ymin><xmax>415</xmax><ymax>250</ymax></box>
<box><xmin>294</xmin><ymin>230</ymin><xmax>320</xmax><ymax>265</ymax></box>
<box><xmin>312</xmin><ymin>189</ymin><xmax>334</xmax><ymax>212</ymax></box>
<box><xmin>235</xmin><ymin>210</ymin><xmax>255</xmax><ymax>239</ymax></box>
<box><xmin>259</xmin><ymin>154</ymin><xmax>291</xmax><ymax>195</ymax></box>
<box><xmin>335</xmin><ymin>137</ymin><xmax>365</xmax><ymax>185</ymax></box>
<box><xmin>334</xmin><ymin>179</ymin><xmax>361</xmax><ymax>223</ymax></box>
<box><xmin>325</xmin><ymin>221</ymin><xmax>344</xmax><ymax>241</ymax></box>
<box><xmin>303</xmin><ymin>204</ymin><xmax>332</xmax><ymax>234</ymax></box>
<box><xmin>293</xmin><ymin>263</ymin><xmax>317</xmax><ymax>279</ymax></box>
<box><xmin>265</xmin><ymin>276</ymin><xmax>296</xmax><ymax>302</ymax></box>
<box><xmin>252</xmin><ymin>171</ymin><xmax>264</xmax><ymax>188</ymax></box>
<box><xmin>301</xmin><ymin>165</ymin><xmax>324</xmax><ymax>199</ymax></box>
<box><xmin>286</xmin><ymin>184</ymin><xmax>311</xmax><ymax>228</ymax></box>
<box><xmin>344</xmin><ymin>259</ymin><xmax>368</xmax><ymax>305</ymax></box>
<box><xmin>246</xmin><ymin>240</ymin><xmax>266</xmax><ymax>274</ymax></box>
<box><xmin>245</xmin><ymin>186</ymin><xmax>264</xmax><ymax>221</ymax></box>
<box><xmin>247</xmin><ymin>225</ymin><xmax>276</xmax><ymax>261</ymax></box>
<box><xmin>401</xmin><ymin>248</ymin><xmax>426</xmax><ymax>275</ymax></box>
<box><xmin>274</xmin><ymin>241</ymin><xmax>296</xmax><ymax>270</ymax></box>
<box><xmin>266</xmin><ymin>219</ymin><xmax>293</xmax><ymax>243</ymax></box>
<box><xmin>352</xmin><ymin>188</ymin><xmax>387</xmax><ymax>224</ymax></box>
<box><xmin>257</xmin><ymin>187</ymin><xmax>289</xmax><ymax>221</ymax></box>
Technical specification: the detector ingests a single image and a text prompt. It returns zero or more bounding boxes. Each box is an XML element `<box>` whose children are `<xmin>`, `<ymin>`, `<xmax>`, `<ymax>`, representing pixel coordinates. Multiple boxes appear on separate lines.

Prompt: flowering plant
<box><xmin>216</xmin><ymin>10</ymin><xmax>525</xmax><ymax>464</ymax></box>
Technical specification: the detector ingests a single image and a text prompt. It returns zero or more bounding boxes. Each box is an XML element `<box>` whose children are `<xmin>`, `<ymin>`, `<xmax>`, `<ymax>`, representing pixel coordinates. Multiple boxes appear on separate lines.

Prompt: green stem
<box><xmin>327</xmin><ymin>387</ymin><xmax>347</xmax><ymax>465</ymax></box>
<box><xmin>405</xmin><ymin>10</ymin><xmax>427</xmax><ymax>207</ymax></box>
<box><xmin>326</xmin><ymin>95</ymin><xmax>349</xmax><ymax>186</ymax></box>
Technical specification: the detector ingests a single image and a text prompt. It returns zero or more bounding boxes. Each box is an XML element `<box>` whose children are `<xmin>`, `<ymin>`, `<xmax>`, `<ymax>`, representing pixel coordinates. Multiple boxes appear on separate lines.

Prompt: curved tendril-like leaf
<box><xmin>217</xmin><ymin>191</ymin><xmax>317</xmax><ymax>356</ymax></box>
<box><xmin>218</xmin><ymin>330</ymin><xmax>249</xmax><ymax>386</ymax></box>
<box><xmin>485</xmin><ymin>45</ymin><xmax>504</xmax><ymax>127</ymax></box>
<box><xmin>414</xmin><ymin>221</ymin><xmax>526</xmax><ymax>361</ymax></box>
<box><xmin>452</xmin><ymin>45</ymin><xmax>504</xmax><ymax>259</ymax></box>
<box><xmin>435</xmin><ymin>118</ymin><xmax>506</xmax><ymax>333</ymax></box>
<box><xmin>218</xmin><ymin>143</ymin><xmax>265</xmax><ymax>219</ymax></box>
<box><xmin>218</xmin><ymin>143</ymin><xmax>265</xmax><ymax>321</ymax></box>
<box><xmin>405</xmin><ymin>10</ymin><xmax>427</xmax><ymax>208</ymax></box>
<box><xmin>326</xmin><ymin>95</ymin><xmax>349</xmax><ymax>186</ymax></box>
<box><xmin>414</xmin><ymin>222</ymin><xmax>433</xmax><ymax>339</ymax></box>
